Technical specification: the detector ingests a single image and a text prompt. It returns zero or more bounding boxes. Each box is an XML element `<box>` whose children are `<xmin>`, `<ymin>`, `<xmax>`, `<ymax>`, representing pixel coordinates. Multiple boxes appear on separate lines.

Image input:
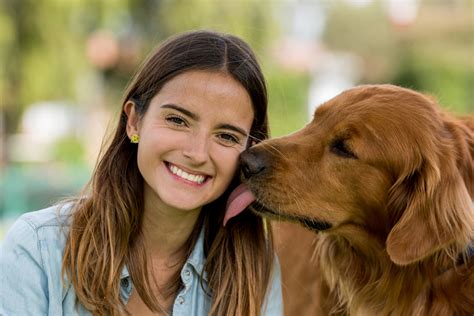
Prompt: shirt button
<box><xmin>184</xmin><ymin>269</ymin><xmax>191</xmax><ymax>278</ymax></box>
<box><xmin>121</xmin><ymin>278</ymin><xmax>129</xmax><ymax>288</ymax></box>
<box><xmin>177</xmin><ymin>296</ymin><xmax>185</xmax><ymax>305</ymax></box>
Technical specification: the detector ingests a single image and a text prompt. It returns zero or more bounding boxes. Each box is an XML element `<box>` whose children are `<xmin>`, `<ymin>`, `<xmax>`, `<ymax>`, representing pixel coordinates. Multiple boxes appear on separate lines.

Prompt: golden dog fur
<box><xmin>241</xmin><ymin>85</ymin><xmax>474</xmax><ymax>315</ymax></box>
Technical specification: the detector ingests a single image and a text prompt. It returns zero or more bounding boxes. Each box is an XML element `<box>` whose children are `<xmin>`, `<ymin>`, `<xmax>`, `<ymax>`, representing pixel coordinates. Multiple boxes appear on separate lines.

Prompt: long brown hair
<box><xmin>62</xmin><ymin>30</ymin><xmax>274</xmax><ymax>315</ymax></box>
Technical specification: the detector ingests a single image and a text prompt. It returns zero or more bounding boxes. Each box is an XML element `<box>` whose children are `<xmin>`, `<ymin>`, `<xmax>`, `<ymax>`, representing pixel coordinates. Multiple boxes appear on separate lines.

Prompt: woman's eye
<box><xmin>166</xmin><ymin>115</ymin><xmax>187</xmax><ymax>127</ymax></box>
<box><xmin>218</xmin><ymin>133</ymin><xmax>240</xmax><ymax>145</ymax></box>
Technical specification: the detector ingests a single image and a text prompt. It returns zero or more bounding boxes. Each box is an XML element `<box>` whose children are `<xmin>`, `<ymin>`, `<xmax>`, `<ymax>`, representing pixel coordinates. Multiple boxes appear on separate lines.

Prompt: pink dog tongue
<box><xmin>224</xmin><ymin>183</ymin><xmax>256</xmax><ymax>226</ymax></box>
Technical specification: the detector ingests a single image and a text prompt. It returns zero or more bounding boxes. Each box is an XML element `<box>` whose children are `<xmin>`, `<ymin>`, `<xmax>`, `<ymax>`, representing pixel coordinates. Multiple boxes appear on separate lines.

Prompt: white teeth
<box><xmin>196</xmin><ymin>175</ymin><xmax>205</xmax><ymax>183</ymax></box>
<box><xmin>169</xmin><ymin>164</ymin><xmax>206</xmax><ymax>184</ymax></box>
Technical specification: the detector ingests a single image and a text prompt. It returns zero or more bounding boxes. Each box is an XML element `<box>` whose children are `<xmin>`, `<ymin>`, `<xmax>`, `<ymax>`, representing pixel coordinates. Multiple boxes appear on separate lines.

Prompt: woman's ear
<box><xmin>124</xmin><ymin>101</ymin><xmax>140</xmax><ymax>139</ymax></box>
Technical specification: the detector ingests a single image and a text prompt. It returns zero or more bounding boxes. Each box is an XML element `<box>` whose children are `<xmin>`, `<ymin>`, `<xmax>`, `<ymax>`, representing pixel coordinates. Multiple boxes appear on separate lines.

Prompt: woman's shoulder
<box><xmin>16</xmin><ymin>202</ymin><xmax>75</xmax><ymax>231</ymax></box>
<box><xmin>1</xmin><ymin>202</ymin><xmax>77</xmax><ymax>273</ymax></box>
<box><xmin>3</xmin><ymin>202</ymin><xmax>76</xmax><ymax>249</ymax></box>
<box><xmin>0</xmin><ymin>203</ymin><xmax>81</xmax><ymax>316</ymax></box>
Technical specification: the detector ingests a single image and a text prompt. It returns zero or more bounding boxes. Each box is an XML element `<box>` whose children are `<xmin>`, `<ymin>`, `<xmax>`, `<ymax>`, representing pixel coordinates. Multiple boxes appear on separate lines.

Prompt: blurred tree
<box><xmin>0</xmin><ymin>0</ymin><xmax>278</xmax><ymax>135</ymax></box>
<box><xmin>323</xmin><ymin>0</ymin><xmax>398</xmax><ymax>83</ymax></box>
<box><xmin>391</xmin><ymin>1</ymin><xmax>473</xmax><ymax>114</ymax></box>
<box><xmin>157</xmin><ymin>0</ymin><xmax>277</xmax><ymax>52</ymax></box>
<box><xmin>1</xmin><ymin>0</ymin><xmax>92</xmax><ymax>132</ymax></box>
<box><xmin>322</xmin><ymin>0</ymin><xmax>473</xmax><ymax>114</ymax></box>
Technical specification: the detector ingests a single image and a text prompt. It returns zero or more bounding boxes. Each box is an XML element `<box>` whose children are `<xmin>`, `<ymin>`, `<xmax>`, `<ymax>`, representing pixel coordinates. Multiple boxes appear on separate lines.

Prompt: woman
<box><xmin>0</xmin><ymin>30</ymin><xmax>282</xmax><ymax>315</ymax></box>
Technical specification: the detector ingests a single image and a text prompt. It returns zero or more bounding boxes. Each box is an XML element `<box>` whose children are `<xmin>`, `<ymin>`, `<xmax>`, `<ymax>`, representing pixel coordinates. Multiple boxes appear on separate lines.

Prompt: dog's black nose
<box><xmin>240</xmin><ymin>149</ymin><xmax>266</xmax><ymax>179</ymax></box>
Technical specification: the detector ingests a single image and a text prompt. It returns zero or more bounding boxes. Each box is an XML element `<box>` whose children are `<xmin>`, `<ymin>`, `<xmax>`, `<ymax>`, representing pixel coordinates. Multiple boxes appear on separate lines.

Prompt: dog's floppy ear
<box><xmin>386</xmin><ymin>126</ymin><xmax>473</xmax><ymax>266</ymax></box>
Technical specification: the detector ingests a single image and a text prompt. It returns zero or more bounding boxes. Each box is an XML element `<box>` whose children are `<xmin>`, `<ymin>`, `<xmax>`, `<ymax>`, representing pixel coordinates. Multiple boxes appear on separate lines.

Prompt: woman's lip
<box><xmin>164</xmin><ymin>162</ymin><xmax>211</xmax><ymax>186</ymax></box>
<box><xmin>165</xmin><ymin>162</ymin><xmax>211</xmax><ymax>177</ymax></box>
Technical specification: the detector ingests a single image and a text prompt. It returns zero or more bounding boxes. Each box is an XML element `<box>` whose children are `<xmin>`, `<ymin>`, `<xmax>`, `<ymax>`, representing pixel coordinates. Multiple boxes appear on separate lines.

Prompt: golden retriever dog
<box><xmin>225</xmin><ymin>85</ymin><xmax>474</xmax><ymax>315</ymax></box>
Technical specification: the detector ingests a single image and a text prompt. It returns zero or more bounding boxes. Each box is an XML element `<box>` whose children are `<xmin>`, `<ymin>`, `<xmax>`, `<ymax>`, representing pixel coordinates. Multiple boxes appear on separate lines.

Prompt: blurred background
<box><xmin>0</xmin><ymin>0</ymin><xmax>473</xmax><ymax>238</ymax></box>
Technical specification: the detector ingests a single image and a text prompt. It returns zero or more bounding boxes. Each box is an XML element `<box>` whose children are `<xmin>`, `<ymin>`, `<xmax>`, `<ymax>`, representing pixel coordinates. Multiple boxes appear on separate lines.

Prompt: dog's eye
<box><xmin>330</xmin><ymin>138</ymin><xmax>357</xmax><ymax>159</ymax></box>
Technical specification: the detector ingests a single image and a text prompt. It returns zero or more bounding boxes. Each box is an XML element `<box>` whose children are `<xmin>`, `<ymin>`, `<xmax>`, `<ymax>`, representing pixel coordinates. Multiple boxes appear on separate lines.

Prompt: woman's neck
<box><xmin>141</xmin><ymin>190</ymin><xmax>202</xmax><ymax>263</ymax></box>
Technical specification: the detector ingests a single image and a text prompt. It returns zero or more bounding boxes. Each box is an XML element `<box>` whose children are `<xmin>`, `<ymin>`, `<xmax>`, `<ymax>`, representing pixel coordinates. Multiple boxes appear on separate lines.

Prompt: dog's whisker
<box><xmin>261</xmin><ymin>142</ymin><xmax>288</xmax><ymax>159</ymax></box>
<box><xmin>248</xmin><ymin>134</ymin><xmax>265</xmax><ymax>144</ymax></box>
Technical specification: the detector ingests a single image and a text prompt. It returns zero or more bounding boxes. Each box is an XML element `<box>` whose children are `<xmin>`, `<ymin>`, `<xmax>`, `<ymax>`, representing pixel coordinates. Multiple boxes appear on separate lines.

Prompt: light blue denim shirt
<box><xmin>0</xmin><ymin>205</ymin><xmax>283</xmax><ymax>315</ymax></box>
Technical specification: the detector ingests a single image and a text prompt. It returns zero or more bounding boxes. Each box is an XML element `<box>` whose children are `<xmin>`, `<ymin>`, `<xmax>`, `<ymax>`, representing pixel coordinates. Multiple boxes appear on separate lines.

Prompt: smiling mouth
<box><xmin>249</xmin><ymin>201</ymin><xmax>332</xmax><ymax>231</ymax></box>
<box><xmin>165</xmin><ymin>162</ymin><xmax>210</xmax><ymax>185</ymax></box>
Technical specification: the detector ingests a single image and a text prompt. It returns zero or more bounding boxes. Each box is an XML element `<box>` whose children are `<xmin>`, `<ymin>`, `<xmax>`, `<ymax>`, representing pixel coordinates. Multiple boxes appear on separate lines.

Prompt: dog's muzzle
<box><xmin>240</xmin><ymin>147</ymin><xmax>268</xmax><ymax>179</ymax></box>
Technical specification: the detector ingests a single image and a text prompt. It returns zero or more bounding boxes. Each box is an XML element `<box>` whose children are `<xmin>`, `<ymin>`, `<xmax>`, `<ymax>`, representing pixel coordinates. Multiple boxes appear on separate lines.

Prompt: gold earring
<box><xmin>130</xmin><ymin>134</ymin><xmax>140</xmax><ymax>143</ymax></box>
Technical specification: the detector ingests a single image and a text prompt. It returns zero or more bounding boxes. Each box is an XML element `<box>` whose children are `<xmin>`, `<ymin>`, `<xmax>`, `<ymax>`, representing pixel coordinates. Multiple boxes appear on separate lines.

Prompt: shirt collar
<box><xmin>185</xmin><ymin>227</ymin><xmax>207</xmax><ymax>280</ymax></box>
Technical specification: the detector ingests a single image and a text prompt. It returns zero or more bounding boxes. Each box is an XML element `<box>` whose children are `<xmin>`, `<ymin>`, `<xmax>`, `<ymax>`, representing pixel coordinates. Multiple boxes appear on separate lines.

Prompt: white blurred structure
<box><xmin>8</xmin><ymin>101</ymin><xmax>84</xmax><ymax>162</ymax></box>
<box><xmin>308</xmin><ymin>52</ymin><xmax>361</xmax><ymax>119</ymax></box>
<box><xmin>272</xmin><ymin>0</ymin><xmax>325</xmax><ymax>73</ymax></box>
<box><xmin>274</xmin><ymin>0</ymin><xmax>362</xmax><ymax>121</ymax></box>
<box><xmin>387</xmin><ymin>0</ymin><xmax>419</xmax><ymax>27</ymax></box>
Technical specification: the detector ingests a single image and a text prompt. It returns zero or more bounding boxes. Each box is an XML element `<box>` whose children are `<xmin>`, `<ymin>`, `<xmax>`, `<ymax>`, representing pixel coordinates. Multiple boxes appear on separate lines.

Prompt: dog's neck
<box><xmin>317</xmin><ymin>231</ymin><xmax>472</xmax><ymax>315</ymax></box>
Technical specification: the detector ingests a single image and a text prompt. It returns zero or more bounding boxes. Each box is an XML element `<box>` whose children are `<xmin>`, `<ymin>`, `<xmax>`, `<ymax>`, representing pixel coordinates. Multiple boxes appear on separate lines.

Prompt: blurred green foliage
<box><xmin>52</xmin><ymin>137</ymin><xmax>86</xmax><ymax>164</ymax></box>
<box><xmin>266</xmin><ymin>66</ymin><xmax>310</xmax><ymax>137</ymax></box>
<box><xmin>391</xmin><ymin>43</ymin><xmax>473</xmax><ymax>114</ymax></box>
<box><xmin>323</xmin><ymin>0</ymin><xmax>473</xmax><ymax>114</ymax></box>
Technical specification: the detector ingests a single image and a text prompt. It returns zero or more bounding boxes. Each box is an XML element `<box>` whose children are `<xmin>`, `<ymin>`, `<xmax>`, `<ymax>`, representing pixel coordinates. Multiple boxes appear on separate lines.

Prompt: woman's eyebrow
<box><xmin>161</xmin><ymin>103</ymin><xmax>249</xmax><ymax>137</ymax></box>
<box><xmin>217</xmin><ymin>124</ymin><xmax>248</xmax><ymax>137</ymax></box>
<box><xmin>161</xmin><ymin>104</ymin><xmax>199</xmax><ymax>120</ymax></box>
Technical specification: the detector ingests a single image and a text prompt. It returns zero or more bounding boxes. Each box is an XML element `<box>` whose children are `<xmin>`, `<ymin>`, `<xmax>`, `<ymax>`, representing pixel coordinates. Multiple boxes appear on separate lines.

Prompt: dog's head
<box><xmin>226</xmin><ymin>84</ymin><xmax>473</xmax><ymax>266</ymax></box>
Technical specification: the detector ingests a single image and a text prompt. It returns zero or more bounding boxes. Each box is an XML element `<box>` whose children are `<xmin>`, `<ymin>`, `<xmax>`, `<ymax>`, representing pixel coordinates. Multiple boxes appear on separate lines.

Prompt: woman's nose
<box><xmin>182</xmin><ymin>132</ymin><xmax>210</xmax><ymax>164</ymax></box>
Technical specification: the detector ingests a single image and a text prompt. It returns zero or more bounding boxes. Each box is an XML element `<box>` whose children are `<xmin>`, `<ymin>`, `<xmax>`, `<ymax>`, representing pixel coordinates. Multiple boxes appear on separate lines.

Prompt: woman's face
<box><xmin>127</xmin><ymin>70</ymin><xmax>254</xmax><ymax>214</ymax></box>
